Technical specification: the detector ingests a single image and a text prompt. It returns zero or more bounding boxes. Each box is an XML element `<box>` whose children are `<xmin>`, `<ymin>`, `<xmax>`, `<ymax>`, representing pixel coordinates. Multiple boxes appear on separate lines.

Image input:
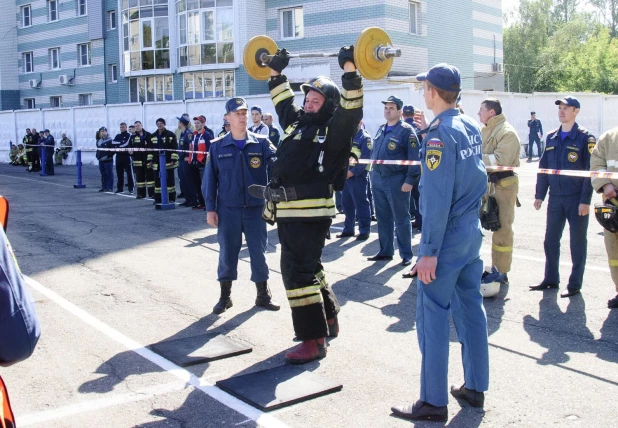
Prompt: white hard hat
<box><xmin>480</xmin><ymin>265</ymin><xmax>503</xmax><ymax>298</ymax></box>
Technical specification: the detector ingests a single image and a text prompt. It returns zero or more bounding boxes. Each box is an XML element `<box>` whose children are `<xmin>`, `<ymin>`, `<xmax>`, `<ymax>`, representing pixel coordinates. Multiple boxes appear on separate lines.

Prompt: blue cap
<box><xmin>176</xmin><ymin>116</ymin><xmax>189</xmax><ymax>126</ymax></box>
<box><xmin>381</xmin><ymin>95</ymin><xmax>403</xmax><ymax>110</ymax></box>
<box><xmin>416</xmin><ymin>63</ymin><xmax>461</xmax><ymax>93</ymax></box>
<box><xmin>251</xmin><ymin>105</ymin><xmax>262</xmax><ymax>113</ymax></box>
<box><xmin>402</xmin><ymin>105</ymin><xmax>415</xmax><ymax>115</ymax></box>
<box><xmin>225</xmin><ymin>97</ymin><xmax>249</xmax><ymax>114</ymax></box>
<box><xmin>555</xmin><ymin>96</ymin><xmax>580</xmax><ymax>109</ymax></box>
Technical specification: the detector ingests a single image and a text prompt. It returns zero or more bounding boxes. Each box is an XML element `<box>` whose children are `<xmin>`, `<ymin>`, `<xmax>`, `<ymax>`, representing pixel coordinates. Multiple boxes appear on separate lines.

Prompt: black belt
<box><xmin>248</xmin><ymin>183</ymin><xmax>332</xmax><ymax>202</ymax></box>
<box><xmin>488</xmin><ymin>170</ymin><xmax>514</xmax><ymax>183</ymax></box>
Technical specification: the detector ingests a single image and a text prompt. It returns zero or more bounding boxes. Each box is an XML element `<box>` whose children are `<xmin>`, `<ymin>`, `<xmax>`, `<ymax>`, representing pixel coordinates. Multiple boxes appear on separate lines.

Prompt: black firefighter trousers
<box><xmin>277</xmin><ymin>219</ymin><xmax>340</xmax><ymax>340</ymax></box>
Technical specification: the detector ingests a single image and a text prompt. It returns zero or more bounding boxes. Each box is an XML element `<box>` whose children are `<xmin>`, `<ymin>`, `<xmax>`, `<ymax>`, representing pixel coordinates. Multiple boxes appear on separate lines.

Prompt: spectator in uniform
<box><xmin>96</xmin><ymin>127</ymin><xmax>114</xmax><ymax>192</ymax></box>
<box><xmin>185</xmin><ymin>115</ymin><xmax>214</xmax><ymax>210</ymax></box>
<box><xmin>218</xmin><ymin>118</ymin><xmax>230</xmax><ymax>138</ymax></box>
<box><xmin>54</xmin><ymin>133</ymin><xmax>72</xmax><ymax>165</ymax></box>
<box><xmin>402</xmin><ymin>104</ymin><xmax>422</xmax><ymax>230</ymax></box>
<box><xmin>263</xmin><ymin>112</ymin><xmax>281</xmax><ymax>147</ymax></box>
<box><xmin>478</xmin><ymin>98</ymin><xmax>521</xmax><ymax>283</ymax></box>
<box><xmin>147</xmin><ymin>119</ymin><xmax>179</xmax><ymax>203</ymax></box>
<box><xmin>175</xmin><ymin>113</ymin><xmax>192</xmax><ymax>199</ymax></box>
<box><xmin>528</xmin><ymin>111</ymin><xmax>544</xmax><ymax>162</ymax></box>
<box><xmin>590</xmin><ymin>126</ymin><xmax>618</xmax><ymax>308</ymax></box>
<box><xmin>130</xmin><ymin>121</ymin><xmax>154</xmax><ymax>199</ymax></box>
<box><xmin>391</xmin><ymin>63</ymin><xmax>489</xmax><ymax>422</ymax></box>
<box><xmin>42</xmin><ymin>129</ymin><xmax>55</xmax><ymax>175</ymax></box>
<box><xmin>112</xmin><ymin>122</ymin><xmax>134</xmax><ymax>194</ymax></box>
<box><xmin>248</xmin><ymin>105</ymin><xmax>269</xmax><ymax>136</ymax></box>
<box><xmin>205</xmin><ymin>97</ymin><xmax>279</xmax><ymax>314</ymax></box>
<box><xmin>337</xmin><ymin>121</ymin><xmax>372</xmax><ymax>241</ymax></box>
<box><xmin>28</xmin><ymin>128</ymin><xmax>41</xmax><ymax>172</ymax></box>
<box><xmin>368</xmin><ymin>95</ymin><xmax>416</xmax><ymax>267</ymax></box>
<box><xmin>531</xmin><ymin>97</ymin><xmax>595</xmax><ymax>298</ymax></box>
<box><xmin>177</xmin><ymin>116</ymin><xmax>193</xmax><ymax>206</ymax></box>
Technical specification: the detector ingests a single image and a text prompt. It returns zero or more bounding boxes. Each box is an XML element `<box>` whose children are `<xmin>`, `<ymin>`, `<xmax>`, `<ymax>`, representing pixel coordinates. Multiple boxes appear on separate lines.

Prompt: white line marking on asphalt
<box><xmin>479</xmin><ymin>248</ymin><xmax>610</xmax><ymax>272</ymax></box>
<box><xmin>17</xmin><ymin>382</ymin><xmax>188</xmax><ymax>426</ymax></box>
<box><xmin>23</xmin><ymin>276</ymin><xmax>290</xmax><ymax>428</ymax></box>
<box><xmin>0</xmin><ymin>174</ymin><xmax>73</xmax><ymax>188</ymax></box>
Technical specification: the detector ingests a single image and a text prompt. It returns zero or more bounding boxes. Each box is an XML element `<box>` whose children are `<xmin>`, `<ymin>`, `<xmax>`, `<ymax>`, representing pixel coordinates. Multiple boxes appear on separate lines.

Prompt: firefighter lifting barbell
<box><xmin>242</xmin><ymin>27</ymin><xmax>402</xmax><ymax>81</ymax></box>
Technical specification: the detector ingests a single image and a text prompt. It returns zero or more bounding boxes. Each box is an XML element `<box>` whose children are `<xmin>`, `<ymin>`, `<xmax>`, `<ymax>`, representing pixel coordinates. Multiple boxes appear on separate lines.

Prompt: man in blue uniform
<box><xmin>531</xmin><ymin>97</ymin><xmax>595</xmax><ymax>298</ymax></box>
<box><xmin>263</xmin><ymin>113</ymin><xmax>281</xmax><ymax>147</ymax></box>
<box><xmin>42</xmin><ymin>129</ymin><xmax>55</xmax><ymax>175</ymax></box>
<box><xmin>403</xmin><ymin>104</ymin><xmax>422</xmax><ymax>230</ymax></box>
<box><xmin>205</xmin><ymin>97</ymin><xmax>279</xmax><ymax>315</ymax></box>
<box><xmin>391</xmin><ymin>64</ymin><xmax>489</xmax><ymax>422</ymax></box>
<box><xmin>368</xmin><ymin>96</ymin><xmax>416</xmax><ymax>266</ymax></box>
<box><xmin>528</xmin><ymin>111</ymin><xmax>544</xmax><ymax>162</ymax></box>
<box><xmin>249</xmin><ymin>105</ymin><xmax>269</xmax><ymax>136</ymax></box>
<box><xmin>337</xmin><ymin>121</ymin><xmax>372</xmax><ymax>241</ymax></box>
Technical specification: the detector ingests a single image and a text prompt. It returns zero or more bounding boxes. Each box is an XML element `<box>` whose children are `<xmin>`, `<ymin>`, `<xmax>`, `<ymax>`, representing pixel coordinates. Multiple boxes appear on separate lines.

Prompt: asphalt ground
<box><xmin>0</xmin><ymin>160</ymin><xmax>617</xmax><ymax>428</ymax></box>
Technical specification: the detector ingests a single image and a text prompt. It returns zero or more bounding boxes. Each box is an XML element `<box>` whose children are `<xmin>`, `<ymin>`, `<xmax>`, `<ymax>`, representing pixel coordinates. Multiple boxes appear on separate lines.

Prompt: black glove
<box><xmin>481</xmin><ymin>195</ymin><xmax>501</xmax><ymax>232</ymax></box>
<box><xmin>268</xmin><ymin>49</ymin><xmax>291</xmax><ymax>73</ymax></box>
<box><xmin>338</xmin><ymin>46</ymin><xmax>355</xmax><ymax>70</ymax></box>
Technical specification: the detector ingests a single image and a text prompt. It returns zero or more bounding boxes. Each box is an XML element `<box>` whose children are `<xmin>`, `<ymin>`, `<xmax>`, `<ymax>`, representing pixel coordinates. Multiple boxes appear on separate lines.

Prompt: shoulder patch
<box><xmin>426</xmin><ymin>138</ymin><xmax>444</xmax><ymax>148</ymax></box>
<box><xmin>410</xmin><ymin>133</ymin><xmax>418</xmax><ymax>148</ymax></box>
<box><xmin>426</xmin><ymin>149</ymin><xmax>442</xmax><ymax>170</ymax></box>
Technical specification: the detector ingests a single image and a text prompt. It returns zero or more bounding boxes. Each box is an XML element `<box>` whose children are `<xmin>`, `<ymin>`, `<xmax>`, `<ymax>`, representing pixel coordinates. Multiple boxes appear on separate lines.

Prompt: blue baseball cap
<box><xmin>555</xmin><ymin>96</ymin><xmax>580</xmax><ymax>109</ymax></box>
<box><xmin>416</xmin><ymin>63</ymin><xmax>461</xmax><ymax>93</ymax></box>
<box><xmin>225</xmin><ymin>97</ymin><xmax>249</xmax><ymax>114</ymax></box>
<box><xmin>402</xmin><ymin>105</ymin><xmax>415</xmax><ymax>115</ymax></box>
<box><xmin>381</xmin><ymin>95</ymin><xmax>403</xmax><ymax>110</ymax></box>
<box><xmin>251</xmin><ymin>105</ymin><xmax>262</xmax><ymax>113</ymax></box>
<box><xmin>176</xmin><ymin>116</ymin><xmax>189</xmax><ymax>126</ymax></box>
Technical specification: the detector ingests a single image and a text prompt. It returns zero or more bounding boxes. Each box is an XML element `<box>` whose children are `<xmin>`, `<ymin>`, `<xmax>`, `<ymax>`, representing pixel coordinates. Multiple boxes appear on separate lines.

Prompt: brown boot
<box><xmin>285</xmin><ymin>338</ymin><xmax>326</xmax><ymax>364</ymax></box>
<box><xmin>213</xmin><ymin>281</ymin><xmax>233</xmax><ymax>314</ymax></box>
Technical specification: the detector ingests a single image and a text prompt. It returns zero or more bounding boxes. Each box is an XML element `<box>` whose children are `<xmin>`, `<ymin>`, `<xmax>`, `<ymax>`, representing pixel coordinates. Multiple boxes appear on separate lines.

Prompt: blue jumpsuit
<box><xmin>341</xmin><ymin>128</ymin><xmax>372</xmax><ymax>235</ymax></box>
<box><xmin>417</xmin><ymin>108</ymin><xmax>489</xmax><ymax>407</ymax></box>
<box><xmin>535</xmin><ymin>123</ymin><xmax>595</xmax><ymax>290</ymax></box>
<box><xmin>404</xmin><ymin>118</ymin><xmax>422</xmax><ymax>223</ymax></box>
<box><xmin>205</xmin><ymin>133</ymin><xmax>277</xmax><ymax>283</ymax></box>
<box><xmin>370</xmin><ymin>120</ymin><xmax>416</xmax><ymax>259</ymax></box>
<box><xmin>528</xmin><ymin>119</ymin><xmax>544</xmax><ymax>158</ymax></box>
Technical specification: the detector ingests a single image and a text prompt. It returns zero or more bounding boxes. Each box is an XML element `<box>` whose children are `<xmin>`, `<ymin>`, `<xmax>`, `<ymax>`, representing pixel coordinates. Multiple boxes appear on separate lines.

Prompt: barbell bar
<box><xmin>243</xmin><ymin>27</ymin><xmax>402</xmax><ymax>81</ymax></box>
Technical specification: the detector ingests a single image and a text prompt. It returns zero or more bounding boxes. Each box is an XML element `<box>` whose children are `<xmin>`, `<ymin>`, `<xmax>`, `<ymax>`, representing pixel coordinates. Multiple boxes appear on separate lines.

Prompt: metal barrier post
<box><xmin>155</xmin><ymin>152</ymin><xmax>174</xmax><ymax>210</ymax></box>
<box><xmin>74</xmin><ymin>150</ymin><xmax>86</xmax><ymax>189</ymax></box>
<box><xmin>39</xmin><ymin>146</ymin><xmax>48</xmax><ymax>176</ymax></box>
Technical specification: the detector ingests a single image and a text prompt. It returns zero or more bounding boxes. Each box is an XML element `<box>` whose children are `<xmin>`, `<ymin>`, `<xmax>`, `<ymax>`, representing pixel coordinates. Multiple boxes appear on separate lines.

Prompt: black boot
<box><xmin>255</xmin><ymin>281</ymin><xmax>280</xmax><ymax>311</ymax></box>
<box><xmin>213</xmin><ymin>281</ymin><xmax>233</xmax><ymax>314</ymax></box>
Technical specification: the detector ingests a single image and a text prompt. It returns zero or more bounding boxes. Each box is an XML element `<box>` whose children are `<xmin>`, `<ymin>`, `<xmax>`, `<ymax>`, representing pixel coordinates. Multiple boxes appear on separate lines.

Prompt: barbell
<box><xmin>243</xmin><ymin>27</ymin><xmax>402</xmax><ymax>81</ymax></box>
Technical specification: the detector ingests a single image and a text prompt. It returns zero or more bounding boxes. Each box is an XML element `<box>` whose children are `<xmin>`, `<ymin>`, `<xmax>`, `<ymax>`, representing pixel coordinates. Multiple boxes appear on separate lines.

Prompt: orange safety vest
<box><xmin>0</xmin><ymin>376</ymin><xmax>15</xmax><ymax>428</ymax></box>
<box><xmin>188</xmin><ymin>131</ymin><xmax>208</xmax><ymax>165</ymax></box>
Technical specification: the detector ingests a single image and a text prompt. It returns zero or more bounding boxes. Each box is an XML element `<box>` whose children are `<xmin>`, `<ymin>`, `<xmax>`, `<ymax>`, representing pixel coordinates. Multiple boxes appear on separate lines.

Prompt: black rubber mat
<box><xmin>149</xmin><ymin>333</ymin><xmax>252</xmax><ymax>367</ymax></box>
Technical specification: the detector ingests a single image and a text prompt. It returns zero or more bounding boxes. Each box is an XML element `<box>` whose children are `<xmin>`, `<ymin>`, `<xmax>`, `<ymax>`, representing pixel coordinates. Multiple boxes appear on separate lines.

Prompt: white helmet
<box><xmin>480</xmin><ymin>266</ymin><xmax>503</xmax><ymax>298</ymax></box>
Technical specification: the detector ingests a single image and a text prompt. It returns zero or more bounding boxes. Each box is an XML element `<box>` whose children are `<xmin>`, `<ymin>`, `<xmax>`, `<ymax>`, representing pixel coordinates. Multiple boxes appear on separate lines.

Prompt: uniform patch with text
<box><xmin>588</xmin><ymin>137</ymin><xmax>596</xmax><ymax>154</ymax></box>
<box><xmin>426</xmin><ymin>149</ymin><xmax>442</xmax><ymax>170</ymax></box>
<box><xmin>426</xmin><ymin>138</ymin><xmax>444</xmax><ymax>148</ymax></box>
<box><xmin>410</xmin><ymin>134</ymin><xmax>418</xmax><ymax>148</ymax></box>
<box><xmin>568</xmin><ymin>151</ymin><xmax>579</xmax><ymax>162</ymax></box>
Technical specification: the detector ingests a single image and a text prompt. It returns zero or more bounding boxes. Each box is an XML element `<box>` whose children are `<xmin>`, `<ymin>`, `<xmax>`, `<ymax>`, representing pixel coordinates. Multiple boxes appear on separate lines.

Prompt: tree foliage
<box><xmin>504</xmin><ymin>0</ymin><xmax>618</xmax><ymax>94</ymax></box>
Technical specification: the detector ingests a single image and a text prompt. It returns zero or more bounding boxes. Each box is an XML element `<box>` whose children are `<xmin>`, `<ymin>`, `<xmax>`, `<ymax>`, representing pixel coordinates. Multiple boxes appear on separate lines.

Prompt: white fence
<box><xmin>2</xmin><ymin>86</ymin><xmax>618</xmax><ymax>164</ymax></box>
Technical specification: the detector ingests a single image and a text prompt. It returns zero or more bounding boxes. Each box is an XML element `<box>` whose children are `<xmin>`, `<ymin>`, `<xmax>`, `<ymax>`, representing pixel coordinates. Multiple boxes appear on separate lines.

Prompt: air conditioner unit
<box><xmin>29</xmin><ymin>79</ymin><xmax>38</xmax><ymax>88</ymax></box>
<box><xmin>492</xmin><ymin>63</ymin><xmax>503</xmax><ymax>73</ymax></box>
<box><xmin>59</xmin><ymin>75</ymin><xmax>71</xmax><ymax>85</ymax></box>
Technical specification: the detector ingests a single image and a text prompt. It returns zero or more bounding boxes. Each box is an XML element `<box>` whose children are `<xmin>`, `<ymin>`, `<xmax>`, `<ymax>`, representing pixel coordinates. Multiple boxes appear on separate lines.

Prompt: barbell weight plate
<box><xmin>354</xmin><ymin>27</ymin><xmax>394</xmax><ymax>80</ymax></box>
<box><xmin>243</xmin><ymin>35</ymin><xmax>279</xmax><ymax>81</ymax></box>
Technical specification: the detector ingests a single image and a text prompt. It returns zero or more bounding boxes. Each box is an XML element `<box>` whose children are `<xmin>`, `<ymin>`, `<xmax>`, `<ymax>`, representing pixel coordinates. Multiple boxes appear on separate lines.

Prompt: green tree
<box><xmin>553</xmin><ymin>0</ymin><xmax>580</xmax><ymax>22</ymax></box>
<box><xmin>589</xmin><ymin>0</ymin><xmax>618</xmax><ymax>37</ymax></box>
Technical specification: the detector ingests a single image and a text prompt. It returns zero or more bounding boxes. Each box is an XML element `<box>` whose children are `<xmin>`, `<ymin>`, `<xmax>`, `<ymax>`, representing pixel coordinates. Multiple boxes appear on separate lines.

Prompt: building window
<box><xmin>108</xmin><ymin>10</ymin><xmax>116</xmax><ymax>30</ymax></box>
<box><xmin>281</xmin><ymin>7</ymin><xmax>303</xmax><ymax>40</ymax></box>
<box><xmin>50</xmin><ymin>96</ymin><xmax>62</xmax><ymax>108</ymax></box>
<box><xmin>21</xmin><ymin>5</ymin><xmax>31</xmax><ymax>27</ymax></box>
<box><xmin>23</xmin><ymin>52</ymin><xmax>34</xmax><ymax>73</ymax></box>
<box><xmin>78</xmin><ymin>43</ymin><xmax>91</xmax><ymax>66</ymax></box>
<box><xmin>77</xmin><ymin>0</ymin><xmax>87</xmax><ymax>16</ymax></box>
<box><xmin>24</xmin><ymin>98</ymin><xmax>35</xmax><ymax>109</ymax></box>
<box><xmin>49</xmin><ymin>48</ymin><xmax>61</xmax><ymax>70</ymax></box>
<box><xmin>409</xmin><ymin>1</ymin><xmax>419</xmax><ymax>35</ymax></box>
<box><xmin>109</xmin><ymin>64</ymin><xmax>118</xmax><ymax>83</ymax></box>
<box><xmin>48</xmin><ymin>0</ymin><xmax>59</xmax><ymax>22</ymax></box>
<box><xmin>121</xmin><ymin>1</ymin><xmax>170</xmax><ymax>72</ymax></box>
<box><xmin>175</xmin><ymin>0</ymin><xmax>234</xmax><ymax>68</ymax></box>
<box><xmin>78</xmin><ymin>94</ymin><xmax>92</xmax><ymax>106</ymax></box>
<box><xmin>182</xmin><ymin>71</ymin><xmax>234</xmax><ymax>100</ymax></box>
<box><xmin>129</xmin><ymin>75</ymin><xmax>174</xmax><ymax>103</ymax></box>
